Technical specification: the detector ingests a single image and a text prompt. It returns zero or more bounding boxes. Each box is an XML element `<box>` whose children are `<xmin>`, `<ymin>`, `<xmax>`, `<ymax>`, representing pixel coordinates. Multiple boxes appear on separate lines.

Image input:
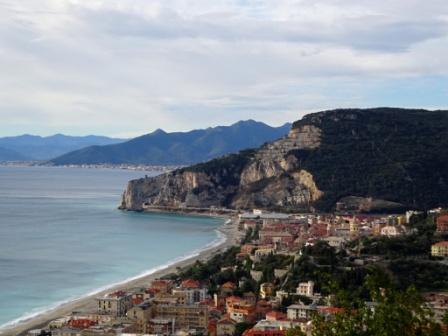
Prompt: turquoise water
<box><xmin>0</xmin><ymin>166</ymin><xmax>223</xmax><ymax>329</ymax></box>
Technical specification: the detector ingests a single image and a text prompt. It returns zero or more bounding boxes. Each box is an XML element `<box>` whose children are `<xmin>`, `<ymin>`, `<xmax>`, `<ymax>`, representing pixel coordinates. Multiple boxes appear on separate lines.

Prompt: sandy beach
<box><xmin>1</xmin><ymin>217</ymin><xmax>241</xmax><ymax>336</ymax></box>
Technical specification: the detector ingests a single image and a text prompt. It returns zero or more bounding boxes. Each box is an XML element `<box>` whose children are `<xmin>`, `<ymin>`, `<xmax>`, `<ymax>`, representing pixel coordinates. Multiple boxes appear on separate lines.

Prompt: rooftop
<box><xmin>433</xmin><ymin>241</ymin><xmax>448</xmax><ymax>247</ymax></box>
<box><xmin>180</xmin><ymin>279</ymin><xmax>201</xmax><ymax>289</ymax></box>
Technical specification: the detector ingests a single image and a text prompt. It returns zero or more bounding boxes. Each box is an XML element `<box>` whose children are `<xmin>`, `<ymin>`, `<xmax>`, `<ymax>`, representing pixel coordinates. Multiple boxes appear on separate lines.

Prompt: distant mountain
<box><xmin>48</xmin><ymin>120</ymin><xmax>291</xmax><ymax>166</ymax></box>
<box><xmin>120</xmin><ymin>108</ymin><xmax>448</xmax><ymax>213</ymax></box>
<box><xmin>0</xmin><ymin>146</ymin><xmax>30</xmax><ymax>161</ymax></box>
<box><xmin>0</xmin><ymin>134</ymin><xmax>126</xmax><ymax>161</ymax></box>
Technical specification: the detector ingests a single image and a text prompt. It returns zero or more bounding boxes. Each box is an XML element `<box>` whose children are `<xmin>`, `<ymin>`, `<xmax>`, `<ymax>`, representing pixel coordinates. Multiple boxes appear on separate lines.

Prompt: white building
<box><xmin>296</xmin><ymin>281</ymin><xmax>314</xmax><ymax>297</ymax></box>
<box><xmin>380</xmin><ymin>225</ymin><xmax>406</xmax><ymax>237</ymax></box>
<box><xmin>287</xmin><ymin>304</ymin><xmax>317</xmax><ymax>320</ymax></box>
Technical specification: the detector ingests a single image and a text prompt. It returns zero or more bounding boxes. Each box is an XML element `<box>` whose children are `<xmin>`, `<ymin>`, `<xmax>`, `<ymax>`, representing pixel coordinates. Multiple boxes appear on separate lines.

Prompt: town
<box><xmin>28</xmin><ymin>209</ymin><xmax>448</xmax><ymax>336</ymax></box>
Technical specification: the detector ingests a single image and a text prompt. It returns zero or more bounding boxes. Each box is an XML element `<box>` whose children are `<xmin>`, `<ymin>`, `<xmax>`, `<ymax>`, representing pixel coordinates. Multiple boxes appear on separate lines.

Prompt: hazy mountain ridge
<box><xmin>0</xmin><ymin>134</ymin><xmax>125</xmax><ymax>161</ymax></box>
<box><xmin>0</xmin><ymin>146</ymin><xmax>30</xmax><ymax>161</ymax></box>
<box><xmin>48</xmin><ymin>120</ymin><xmax>291</xmax><ymax>166</ymax></box>
<box><xmin>120</xmin><ymin>108</ymin><xmax>448</xmax><ymax>213</ymax></box>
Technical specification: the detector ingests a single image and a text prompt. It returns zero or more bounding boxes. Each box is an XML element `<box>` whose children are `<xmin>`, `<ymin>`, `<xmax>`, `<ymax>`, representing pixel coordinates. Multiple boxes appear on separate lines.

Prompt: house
<box><xmin>149</xmin><ymin>279</ymin><xmax>174</xmax><ymax>295</ymax></box>
<box><xmin>380</xmin><ymin>225</ymin><xmax>406</xmax><ymax>237</ymax></box>
<box><xmin>241</xmin><ymin>244</ymin><xmax>257</xmax><ymax>255</ymax></box>
<box><xmin>253</xmin><ymin>248</ymin><xmax>275</xmax><ymax>262</ymax></box>
<box><xmin>243</xmin><ymin>292</ymin><xmax>257</xmax><ymax>305</ymax></box>
<box><xmin>68</xmin><ymin>319</ymin><xmax>96</xmax><ymax>329</ymax></box>
<box><xmin>252</xmin><ymin>318</ymin><xmax>303</xmax><ymax>331</ymax></box>
<box><xmin>323</xmin><ymin>236</ymin><xmax>346</xmax><ymax>249</ymax></box>
<box><xmin>154</xmin><ymin>303</ymin><xmax>209</xmax><ymax>332</ymax></box>
<box><xmin>259</xmin><ymin>231</ymin><xmax>294</xmax><ymax>245</ymax></box>
<box><xmin>220</xmin><ymin>282</ymin><xmax>236</xmax><ymax>295</ymax></box>
<box><xmin>287</xmin><ymin>304</ymin><xmax>317</xmax><ymax>320</ymax></box>
<box><xmin>172</xmin><ymin>279</ymin><xmax>207</xmax><ymax>304</ymax></box>
<box><xmin>317</xmin><ymin>306</ymin><xmax>344</xmax><ymax>320</ymax></box>
<box><xmin>96</xmin><ymin>291</ymin><xmax>132</xmax><ymax>317</ymax></box>
<box><xmin>431</xmin><ymin>241</ymin><xmax>448</xmax><ymax>257</ymax></box>
<box><xmin>260</xmin><ymin>283</ymin><xmax>274</xmax><ymax>299</ymax></box>
<box><xmin>226</xmin><ymin>296</ymin><xmax>256</xmax><ymax>322</ymax></box>
<box><xmin>145</xmin><ymin>318</ymin><xmax>172</xmax><ymax>335</ymax></box>
<box><xmin>127</xmin><ymin>302</ymin><xmax>154</xmax><ymax>333</ymax></box>
<box><xmin>217</xmin><ymin>318</ymin><xmax>236</xmax><ymax>336</ymax></box>
<box><xmin>437</xmin><ymin>215</ymin><xmax>448</xmax><ymax>233</ymax></box>
<box><xmin>296</xmin><ymin>281</ymin><xmax>314</xmax><ymax>297</ymax></box>
<box><xmin>255</xmin><ymin>300</ymin><xmax>272</xmax><ymax>319</ymax></box>
<box><xmin>265</xmin><ymin>311</ymin><xmax>286</xmax><ymax>321</ymax></box>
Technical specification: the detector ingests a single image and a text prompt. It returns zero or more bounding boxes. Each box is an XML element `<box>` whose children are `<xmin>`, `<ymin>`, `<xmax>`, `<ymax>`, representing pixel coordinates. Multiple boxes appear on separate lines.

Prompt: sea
<box><xmin>0</xmin><ymin>166</ymin><xmax>223</xmax><ymax>329</ymax></box>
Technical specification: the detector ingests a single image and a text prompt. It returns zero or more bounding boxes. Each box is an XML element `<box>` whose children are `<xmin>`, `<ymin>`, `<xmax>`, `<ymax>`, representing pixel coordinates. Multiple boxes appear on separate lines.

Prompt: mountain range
<box><xmin>0</xmin><ymin>134</ymin><xmax>125</xmax><ymax>161</ymax></box>
<box><xmin>48</xmin><ymin>120</ymin><xmax>291</xmax><ymax>166</ymax></box>
<box><xmin>120</xmin><ymin>108</ymin><xmax>448</xmax><ymax>213</ymax></box>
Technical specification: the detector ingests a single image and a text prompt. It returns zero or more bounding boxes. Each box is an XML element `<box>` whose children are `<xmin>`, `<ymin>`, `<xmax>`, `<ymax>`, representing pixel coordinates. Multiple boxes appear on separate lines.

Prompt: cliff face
<box><xmin>121</xmin><ymin>108</ymin><xmax>448</xmax><ymax>212</ymax></box>
<box><xmin>120</xmin><ymin>123</ymin><xmax>323</xmax><ymax>211</ymax></box>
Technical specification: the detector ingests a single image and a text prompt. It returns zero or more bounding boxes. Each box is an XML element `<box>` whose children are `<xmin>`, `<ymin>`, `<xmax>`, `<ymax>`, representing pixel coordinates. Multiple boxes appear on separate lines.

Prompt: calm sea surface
<box><xmin>0</xmin><ymin>166</ymin><xmax>222</xmax><ymax>328</ymax></box>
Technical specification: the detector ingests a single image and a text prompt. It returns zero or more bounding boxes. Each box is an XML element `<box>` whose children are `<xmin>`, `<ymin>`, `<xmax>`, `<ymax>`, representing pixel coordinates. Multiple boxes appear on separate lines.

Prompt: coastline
<box><xmin>0</xmin><ymin>217</ymin><xmax>241</xmax><ymax>336</ymax></box>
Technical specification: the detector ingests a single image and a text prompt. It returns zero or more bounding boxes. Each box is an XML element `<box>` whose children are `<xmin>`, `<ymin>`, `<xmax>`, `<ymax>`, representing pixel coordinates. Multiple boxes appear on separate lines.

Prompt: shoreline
<box><xmin>0</xmin><ymin>162</ymin><xmax>181</xmax><ymax>173</ymax></box>
<box><xmin>0</xmin><ymin>216</ymin><xmax>241</xmax><ymax>336</ymax></box>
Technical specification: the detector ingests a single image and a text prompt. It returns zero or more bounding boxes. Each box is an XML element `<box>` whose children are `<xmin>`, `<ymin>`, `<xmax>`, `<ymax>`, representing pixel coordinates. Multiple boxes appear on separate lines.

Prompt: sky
<box><xmin>0</xmin><ymin>0</ymin><xmax>447</xmax><ymax>137</ymax></box>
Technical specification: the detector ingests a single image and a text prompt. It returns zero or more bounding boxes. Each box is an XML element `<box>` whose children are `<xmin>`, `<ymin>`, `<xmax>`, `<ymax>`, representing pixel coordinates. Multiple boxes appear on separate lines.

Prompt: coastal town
<box><xmin>23</xmin><ymin>208</ymin><xmax>448</xmax><ymax>336</ymax></box>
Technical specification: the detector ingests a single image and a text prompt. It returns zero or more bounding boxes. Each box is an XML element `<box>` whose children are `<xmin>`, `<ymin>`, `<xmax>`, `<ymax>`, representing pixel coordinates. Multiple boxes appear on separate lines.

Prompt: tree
<box><xmin>311</xmin><ymin>275</ymin><xmax>443</xmax><ymax>336</ymax></box>
<box><xmin>234</xmin><ymin>322</ymin><xmax>254</xmax><ymax>336</ymax></box>
<box><xmin>285</xmin><ymin>326</ymin><xmax>305</xmax><ymax>336</ymax></box>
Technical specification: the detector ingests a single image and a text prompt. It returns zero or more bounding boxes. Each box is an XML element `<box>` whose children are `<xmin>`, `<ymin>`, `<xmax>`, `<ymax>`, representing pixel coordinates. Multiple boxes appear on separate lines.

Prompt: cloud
<box><xmin>0</xmin><ymin>0</ymin><xmax>447</xmax><ymax>136</ymax></box>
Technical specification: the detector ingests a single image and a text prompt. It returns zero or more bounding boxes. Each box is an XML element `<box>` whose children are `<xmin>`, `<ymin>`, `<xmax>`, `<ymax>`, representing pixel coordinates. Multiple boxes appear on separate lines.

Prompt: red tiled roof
<box><xmin>226</xmin><ymin>296</ymin><xmax>242</xmax><ymax>303</ymax></box>
<box><xmin>222</xmin><ymin>282</ymin><xmax>236</xmax><ymax>289</ymax></box>
<box><xmin>318</xmin><ymin>307</ymin><xmax>344</xmax><ymax>315</ymax></box>
<box><xmin>437</xmin><ymin>215</ymin><xmax>448</xmax><ymax>221</ymax></box>
<box><xmin>68</xmin><ymin>319</ymin><xmax>96</xmax><ymax>329</ymax></box>
<box><xmin>433</xmin><ymin>241</ymin><xmax>448</xmax><ymax>247</ymax></box>
<box><xmin>265</xmin><ymin>311</ymin><xmax>286</xmax><ymax>320</ymax></box>
<box><xmin>152</xmin><ymin>279</ymin><xmax>171</xmax><ymax>286</ymax></box>
<box><xmin>218</xmin><ymin>318</ymin><xmax>236</xmax><ymax>325</ymax></box>
<box><xmin>243</xmin><ymin>328</ymin><xmax>286</xmax><ymax>336</ymax></box>
<box><xmin>181</xmin><ymin>279</ymin><xmax>200</xmax><ymax>289</ymax></box>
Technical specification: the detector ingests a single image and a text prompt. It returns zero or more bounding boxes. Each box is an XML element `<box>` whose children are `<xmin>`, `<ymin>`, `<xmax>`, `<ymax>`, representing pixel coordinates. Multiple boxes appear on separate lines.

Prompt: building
<box><xmin>259</xmin><ymin>231</ymin><xmax>295</xmax><ymax>248</ymax></box>
<box><xmin>296</xmin><ymin>281</ymin><xmax>314</xmax><ymax>297</ymax></box>
<box><xmin>150</xmin><ymin>279</ymin><xmax>174</xmax><ymax>295</ymax></box>
<box><xmin>154</xmin><ymin>303</ymin><xmax>209</xmax><ymax>332</ymax></box>
<box><xmin>323</xmin><ymin>236</ymin><xmax>346</xmax><ymax>249</ymax></box>
<box><xmin>287</xmin><ymin>304</ymin><xmax>317</xmax><ymax>320</ymax></box>
<box><xmin>226</xmin><ymin>296</ymin><xmax>256</xmax><ymax>322</ymax></box>
<box><xmin>252</xmin><ymin>318</ymin><xmax>302</xmax><ymax>331</ymax></box>
<box><xmin>260</xmin><ymin>283</ymin><xmax>274</xmax><ymax>299</ymax></box>
<box><xmin>220</xmin><ymin>282</ymin><xmax>237</xmax><ymax>295</ymax></box>
<box><xmin>145</xmin><ymin>318</ymin><xmax>173</xmax><ymax>335</ymax></box>
<box><xmin>172</xmin><ymin>279</ymin><xmax>208</xmax><ymax>305</ymax></box>
<box><xmin>437</xmin><ymin>215</ymin><xmax>448</xmax><ymax>233</ymax></box>
<box><xmin>253</xmin><ymin>248</ymin><xmax>275</xmax><ymax>262</ymax></box>
<box><xmin>127</xmin><ymin>302</ymin><xmax>154</xmax><ymax>333</ymax></box>
<box><xmin>50</xmin><ymin>327</ymin><xmax>82</xmax><ymax>336</ymax></box>
<box><xmin>265</xmin><ymin>311</ymin><xmax>286</xmax><ymax>321</ymax></box>
<box><xmin>68</xmin><ymin>319</ymin><xmax>97</xmax><ymax>329</ymax></box>
<box><xmin>380</xmin><ymin>225</ymin><xmax>406</xmax><ymax>237</ymax></box>
<box><xmin>242</xmin><ymin>328</ymin><xmax>285</xmax><ymax>336</ymax></box>
<box><xmin>431</xmin><ymin>241</ymin><xmax>448</xmax><ymax>257</ymax></box>
<box><xmin>96</xmin><ymin>291</ymin><xmax>132</xmax><ymax>317</ymax></box>
<box><xmin>216</xmin><ymin>318</ymin><xmax>236</xmax><ymax>336</ymax></box>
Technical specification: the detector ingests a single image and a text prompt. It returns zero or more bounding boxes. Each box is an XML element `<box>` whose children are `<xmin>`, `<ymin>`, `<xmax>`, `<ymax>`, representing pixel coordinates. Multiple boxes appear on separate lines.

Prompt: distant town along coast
<box><xmin>7</xmin><ymin>207</ymin><xmax>448</xmax><ymax>336</ymax></box>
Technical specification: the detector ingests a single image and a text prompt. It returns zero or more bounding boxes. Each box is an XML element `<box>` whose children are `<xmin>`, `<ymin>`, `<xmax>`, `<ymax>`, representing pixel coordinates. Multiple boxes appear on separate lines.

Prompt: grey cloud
<box><xmin>80</xmin><ymin>6</ymin><xmax>448</xmax><ymax>52</ymax></box>
<box><xmin>0</xmin><ymin>0</ymin><xmax>447</xmax><ymax>136</ymax></box>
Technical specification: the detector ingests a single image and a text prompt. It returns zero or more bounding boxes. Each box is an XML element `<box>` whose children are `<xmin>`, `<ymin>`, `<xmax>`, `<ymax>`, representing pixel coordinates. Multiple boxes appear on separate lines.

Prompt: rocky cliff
<box><xmin>120</xmin><ymin>108</ymin><xmax>448</xmax><ymax>212</ymax></box>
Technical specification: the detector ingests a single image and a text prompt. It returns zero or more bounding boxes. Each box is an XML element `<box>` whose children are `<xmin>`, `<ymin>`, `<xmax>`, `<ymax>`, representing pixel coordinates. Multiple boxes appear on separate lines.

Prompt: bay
<box><xmin>0</xmin><ymin>166</ymin><xmax>222</xmax><ymax>328</ymax></box>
